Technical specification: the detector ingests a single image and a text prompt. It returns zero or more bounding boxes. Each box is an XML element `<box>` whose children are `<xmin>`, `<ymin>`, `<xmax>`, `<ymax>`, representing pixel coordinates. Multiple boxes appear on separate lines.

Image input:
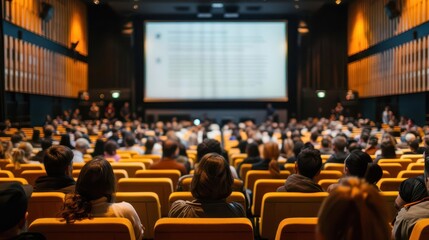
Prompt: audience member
<box><xmin>237</xmin><ymin>142</ymin><xmax>262</xmax><ymax>178</ymax></box>
<box><xmin>29</xmin><ymin>129</ymin><xmax>42</xmax><ymax>148</ymax></box>
<box><xmin>60</xmin><ymin>157</ymin><xmax>143</xmax><ymax>240</ymax></box>
<box><xmin>31</xmin><ymin>139</ymin><xmax>52</xmax><ymax>163</ymax></box>
<box><xmin>374</xmin><ymin>141</ymin><xmax>397</xmax><ymax>163</ymax></box>
<box><xmin>317</xmin><ymin>177</ymin><xmax>391</xmax><ymax>240</ymax></box>
<box><xmin>120</xmin><ymin>134</ymin><xmax>144</xmax><ymax>155</ymax></box>
<box><xmin>104</xmin><ymin>140</ymin><xmax>120</xmax><ymax>162</ymax></box>
<box><xmin>277</xmin><ymin>149</ymin><xmax>323</xmax><ymax>192</ymax></box>
<box><xmin>0</xmin><ymin>183</ymin><xmax>46</xmax><ymax>240</ymax></box>
<box><xmin>72</xmin><ymin>138</ymin><xmax>90</xmax><ymax>163</ymax></box>
<box><xmin>325</xmin><ymin>135</ymin><xmax>348</xmax><ymax>164</ymax></box>
<box><xmin>34</xmin><ymin>145</ymin><xmax>75</xmax><ymax>193</ymax></box>
<box><xmin>169</xmin><ymin>153</ymin><xmax>245</xmax><ymax>218</ymax></box>
<box><xmin>394</xmin><ymin>176</ymin><xmax>427</xmax><ymax>210</ymax></box>
<box><xmin>252</xmin><ymin>141</ymin><xmax>285</xmax><ymax>178</ymax></box>
<box><xmin>196</xmin><ymin>139</ymin><xmax>238</xmax><ymax>179</ymax></box>
<box><xmin>150</xmin><ymin>140</ymin><xmax>187</xmax><ymax>175</ymax></box>
<box><xmin>319</xmin><ymin>138</ymin><xmax>334</xmax><ymax>155</ymax></box>
<box><xmin>92</xmin><ymin>139</ymin><xmax>105</xmax><ymax>157</ymax></box>
<box><xmin>364</xmin><ymin>163</ymin><xmax>383</xmax><ymax>190</ymax></box>
<box><xmin>59</xmin><ymin>134</ymin><xmax>74</xmax><ymax>150</ymax></box>
<box><xmin>365</xmin><ymin>136</ymin><xmax>379</xmax><ymax>155</ymax></box>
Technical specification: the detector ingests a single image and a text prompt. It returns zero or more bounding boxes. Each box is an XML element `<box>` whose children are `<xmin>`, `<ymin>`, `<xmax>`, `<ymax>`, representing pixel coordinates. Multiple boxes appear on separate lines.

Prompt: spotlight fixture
<box><xmin>335</xmin><ymin>0</ymin><xmax>341</xmax><ymax>4</ymax></box>
<box><xmin>316</xmin><ymin>90</ymin><xmax>326</xmax><ymax>99</ymax></box>
<box><xmin>93</xmin><ymin>0</ymin><xmax>100</xmax><ymax>4</ymax></box>
<box><xmin>133</xmin><ymin>4</ymin><xmax>138</xmax><ymax>9</ymax></box>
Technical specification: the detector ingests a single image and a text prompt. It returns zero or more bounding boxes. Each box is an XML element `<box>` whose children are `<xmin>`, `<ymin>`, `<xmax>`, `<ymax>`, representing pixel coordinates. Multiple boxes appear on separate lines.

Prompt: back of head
<box><xmin>405</xmin><ymin>132</ymin><xmax>416</xmax><ymax>144</ymax></box>
<box><xmin>321</xmin><ymin>138</ymin><xmax>330</xmax><ymax>148</ymax></box>
<box><xmin>263</xmin><ymin>142</ymin><xmax>280</xmax><ymax>160</ymax></box>
<box><xmin>162</xmin><ymin>140</ymin><xmax>178</xmax><ymax>158</ymax></box>
<box><xmin>0</xmin><ymin>183</ymin><xmax>31</xmax><ymax>234</ymax></box>
<box><xmin>345</xmin><ymin>151</ymin><xmax>372</xmax><ymax>178</ymax></box>
<box><xmin>124</xmin><ymin>135</ymin><xmax>135</xmax><ymax>147</ymax></box>
<box><xmin>368</xmin><ymin>136</ymin><xmax>378</xmax><ymax>147</ymax></box>
<box><xmin>409</xmin><ymin>140</ymin><xmax>419</xmax><ymax>152</ymax></box>
<box><xmin>197</xmin><ymin>139</ymin><xmax>222</xmax><ymax>163</ymax></box>
<box><xmin>44</xmin><ymin>145</ymin><xmax>73</xmax><ymax>177</ymax></box>
<box><xmin>75</xmin><ymin>138</ymin><xmax>90</xmax><ymax>152</ymax></box>
<box><xmin>310</xmin><ymin>131</ymin><xmax>319</xmax><ymax>142</ymax></box>
<box><xmin>104</xmin><ymin>140</ymin><xmax>118</xmax><ymax>155</ymax></box>
<box><xmin>380</xmin><ymin>141</ymin><xmax>396</xmax><ymax>158</ymax></box>
<box><xmin>191</xmin><ymin>153</ymin><xmax>232</xmax><ymax>200</ymax></box>
<box><xmin>62</xmin><ymin>157</ymin><xmax>115</xmax><ymax>223</ymax></box>
<box><xmin>32</xmin><ymin>129</ymin><xmax>40</xmax><ymax>142</ymax></box>
<box><xmin>18</xmin><ymin>142</ymin><xmax>33</xmax><ymax>159</ymax></box>
<box><xmin>145</xmin><ymin>137</ymin><xmax>156</xmax><ymax>154</ymax></box>
<box><xmin>333</xmin><ymin>136</ymin><xmax>347</xmax><ymax>152</ymax></box>
<box><xmin>317</xmin><ymin>177</ymin><xmax>390</xmax><ymax>240</ymax></box>
<box><xmin>246</xmin><ymin>142</ymin><xmax>260</xmax><ymax>157</ymax></box>
<box><xmin>399</xmin><ymin>177</ymin><xmax>428</xmax><ymax>204</ymax></box>
<box><xmin>364</xmin><ymin>163</ymin><xmax>383</xmax><ymax>185</ymax></box>
<box><xmin>11</xmin><ymin>133</ymin><xmax>23</xmax><ymax>145</ymax></box>
<box><xmin>41</xmin><ymin>138</ymin><xmax>53</xmax><ymax>151</ymax></box>
<box><xmin>297</xmin><ymin>149</ymin><xmax>322</xmax><ymax>179</ymax></box>
<box><xmin>44</xmin><ymin>125</ymin><xmax>54</xmax><ymax>138</ymax></box>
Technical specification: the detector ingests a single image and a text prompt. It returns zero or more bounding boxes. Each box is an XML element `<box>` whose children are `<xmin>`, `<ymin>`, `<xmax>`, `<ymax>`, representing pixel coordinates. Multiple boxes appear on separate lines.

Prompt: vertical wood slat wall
<box><xmin>348</xmin><ymin>0</ymin><xmax>429</xmax><ymax>98</ymax></box>
<box><xmin>1</xmin><ymin>0</ymin><xmax>87</xmax><ymax>98</ymax></box>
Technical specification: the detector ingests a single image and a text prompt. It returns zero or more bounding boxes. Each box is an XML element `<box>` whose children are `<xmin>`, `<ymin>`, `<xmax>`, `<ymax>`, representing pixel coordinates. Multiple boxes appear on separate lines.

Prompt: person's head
<box><xmin>124</xmin><ymin>135</ymin><xmax>136</xmax><ymax>148</ymax></box>
<box><xmin>31</xmin><ymin>129</ymin><xmax>40</xmax><ymax>142</ymax></box>
<box><xmin>368</xmin><ymin>136</ymin><xmax>378</xmax><ymax>147</ymax></box>
<box><xmin>380</xmin><ymin>141</ymin><xmax>396</xmax><ymax>158</ymax></box>
<box><xmin>333</xmin><ymin>136</ymin><xmax>347</xmax><ymax>153</ymax></box>
<box><xmin>263</xmin><ymin>142</ymin><xmax>280</xmax><ymax>160</ymax></box>
<box><xmin>296</xmin><ymin>149</ymin><xmax>322</xmax><ymax>179</ymax></box>
<box><xmin>191</xmin><ymin>153</ymin><xmax>232</xmax><ymax>200</ymax></box>
<box><xmin>321</xmin><ymin>138</ymin><xmax>331</xmax><ymax>148</ymax></box>
<box><xmin>61</xmin><ymin>157</ymin><xmax>115</xmax><ymax>223</ymax></box>
<box><xmin>11</xmin><ymin>133</ymin><xmax>23</xmax><ymax>146</ymax></box>
<box><xmin>405</xmin><ymin>132</ymin><xmax>416</xmax><ymax>144</ymax></box>
<box><xmin>75</xmin><ymin>138</ymin><xmax>90</xmax><ymax>154</ymax></box>
<box><xmin>59</xmin><ymin>134</ymin><xmax>73</xmax><ymax>149</ymax></box>
<box><xmin>344</xmin><ymin>151</ymin><xmax>371</xmax><ymax>178</ymax></box>
<box><xmin>197</xmin><ymin>139</ymin><xmax>222</xmax><ymax>163</ymax></box>
<box><xmin>44</xmin><ymin>145</ymin><xmax>74</xmax><ymax>177</ymax></box>
<box><xmin>292</xmin><ymin>141</ymin><xmax>304</xmax><ymax>157</ymax></box>
<box><xmin>310</xmin><ymin>131</ymin><xmax>319</xmax><ymax>142</ymax></box>
<box><xmin>409</xmin><ymin>140</ymin><xmax>420</xmax><ymax>153</ymax></box>
<box><xmin>395</xmin><ymin>177</ymin><xmax>428</xmax><ymax>210</ymax></box>
<box><xmin>317</xmin><ymin>177</ymin><xmax>391</xmax><ymax>240</ymax></box>
<box><xmin>92</xmin><ymin>139</ymin><xmax>105</xmax><ymax>157</ymax></box>
<box><xmin>246</xmin><ymin>142</ymin><xmax>260</xmax><ymax>158</ymax></box>
<box><xmin>0</xmin><ymin>183</ymin><xmax>32</xmax><ymax>238</ymax></box>
<box><xmin>162</xmin><ymin>140</ymin><xmax>178</xmax><ymax>158</ymax></box>
<box><xmin>11</xmin><ymin>149</ymin><xmax>26</xmax><ymax>169</ymax></box>
<box><xmin>43</xmin><ymin>125</ymin><xmax>54</xmax><ymax>138</ymax></box>
<box><xmin>144</xmin><ymin>137</ymin><xmax>156</xmax><ymax>154</ymax></box>
<box><xmin>104</xmin><ymin>140</ymin><xmax>118</xmax><ymax>156</ymax></box>
<box><xmin>18</xmin><ymin>142</ymin><xmax>33</xmax><ymax>159</ymax></box>
<box><xmin>364</xmin><ymin>163</ymin><xmax>383</xmax><ymax>185</ymax></box>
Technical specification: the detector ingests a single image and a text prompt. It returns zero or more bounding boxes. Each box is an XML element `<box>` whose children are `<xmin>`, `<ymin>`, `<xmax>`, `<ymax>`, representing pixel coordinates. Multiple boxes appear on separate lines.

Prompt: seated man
<box><xmin>393</xmin><ymin>152</ymin><xmax>429</xmax><ymax>240</ymax></box>
<box><xmin>150</xmin><ymin>140</ymin><xmax>187</xmax><ymax>175</ymax></box>
<box><xmin>0</xmin><ymin>183</ymin><xmax>45</xmax><ymax>240</ymax></box>
<box><xmin>277</xmin><ymin>149</ymin><xmax>323</xmax><ymax>192</ymax></box>
<box><xmin>72</xmin><ymin>138</ymin><xmax>90</xmax><ymax>163</ymax></box>
<box><xmin>325</xmin><ymin>135</ymin><xmax>348</xmax><ymax>164</ymax></box>
<box><xmin>34</xmin><ymin>145</ymin><xmax>76</xmax><ymax>193</ymax></box>
<box><xmin>120</xmin><ymin>134</ymin><xmax>144</xmax><ymax>155</ymax></box>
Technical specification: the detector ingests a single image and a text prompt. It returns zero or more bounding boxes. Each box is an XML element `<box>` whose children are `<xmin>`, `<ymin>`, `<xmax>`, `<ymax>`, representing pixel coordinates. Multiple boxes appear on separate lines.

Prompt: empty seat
<box><xmin>140</xmin><ymin>154</ymin><xmax>161</xmax><ymax>163</ymax></box>
<box><xmin>313</xmin><ymin>170</ymin><xmax>343</xmax><ymax>183</ymax></box>
<box><xmin>379</xmin><ymin>163</ymin><xmax>403</xmax><ymax>177</ymax></box>
<box><xmin>29</xmin><ymin>217</ymin><xmax>135</xmax><ymax>240</ymax></box>
<box><xmin>259</xmin><ymin>192</ymin><xmax>328</xmax><ymax>240</ymax></box>
<box><xmin>377</xmin><ymin>178</ymin><xmax>407</xmax><ymax>191</ymax></box>
<box><xmin>323</xmin><ymin>163</ymin><xmax>344</xmax><ymax>172</ymax></box>
<box><xmin>275</xmin><ymin>217</ymin><xmax>318</xmax><ymax>240</ymax></box>
<box><xmin>0</xmin><ymin>159</ymin><xmax>11</xmax><ymax>169</ymax></box>
<box><xmin>117</xmin><ymin>178</ymin><xmax>173</xmax><ymax>217</ymax></box>
<box><xmin>110</xmin><ymin>162</ymin><xmax>145</xmax><ymax>177</ymax></box>
<box><xmin>317</xmin><ymin>179</ymin><xmax>338</xmax><ymax>191</ymax></box>
<box><xmin>5</xmin><ymin>163</ymin><xmax>44</xmax><ymax>177</ymax></box>
<box><xmin>284</xmin><ymin>163</ymin><xmax>295</xmax><ymax>174</ymax></box>
<box><xmin>120</xmin><ymin>158</ymin><xmax>154</xmax><ymax>169</ymax></box>
<box><xmin>0</xmin><ymin>170</ymin><xmax>14</xmax><ymax>178</ymax></box>
<box><xmin>407</xmin><ymin>163</ymin><xmax>425</xmax><ymax>171</ymax></box>
<box><xmin>380</xmin><ymin>191</ymin><xmax>399</xmax><ymax>222</ymax></box>
<box><xmin>134</xmin><ymin>169</ymin><xmax>181</xmax><ymax>190</ymax></box>
<box><xmin>397</xmin><ymin>170</ymin><xmax>423</xmax><ymax>179</ymax></box>
<box><xmin>409</xmin><ymin>218</ymin><xmax>429</xmax><ymax>240</ymax></box>
<box><xmin>115</xmin><ymin>192</ymin><xmax>161</xmax><ymax>239</ymax></box>
<box><xmin>20</xmin><ymin>170</ymin><xmax>47</xmax><ymax>186</ymax></box>
<box><xmin>72</xmin><ymin>162</ymin><xmax>86</xmax><ymax>171</ymax></box>
<box><xmin>401</xmin><ymin>154</ymin><xmax>423</xmax><ymax>162</ymax></box>
<box><xmin>27</xmin><ymin>192</ymin><xmax>65</xmax><ymax>224</ymax></box>
<box><xmin>252</xmin><ymin>179</ymin><xmax>286</xmax><ymax>217</ymax></box>
<box><xmin>239</xmin><ymin>164</ymin><xmax>252</xmax><ymax>180</ymax></box>
<box><xmin>154</xmin><ymin>218</ymin><xmax>253</xmax><ymax>240</ymax></box>
<box><xmin>0</xmin><ymin>177</ymin><xmax>28</xmax><ymax>184</ymax></box>
<box><xmin>378</xmin><ymin>159</ymin><xmax>412</xmax><ymax>169</ymax></box>
<box><xmin>244</xmin><ymin>170</ymin><xmax>290</xmax><ymax>191</ymax></box>
<box><xmin>169</xmin><ymin>191</ymin><xmax>246</xmax><ymax>210</ymax></box>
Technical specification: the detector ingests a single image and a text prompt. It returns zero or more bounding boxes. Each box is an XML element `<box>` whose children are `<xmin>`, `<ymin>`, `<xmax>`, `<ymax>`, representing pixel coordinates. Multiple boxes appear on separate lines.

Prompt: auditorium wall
<box><xmin>348</xmin><ymin>0</ymin><xmax>429</xmax><ymax>125</ymax></box>
<box><xmin>1</xmin><ymin>0</ymin><xmax>88</xmax><ymax>125</ymax></box>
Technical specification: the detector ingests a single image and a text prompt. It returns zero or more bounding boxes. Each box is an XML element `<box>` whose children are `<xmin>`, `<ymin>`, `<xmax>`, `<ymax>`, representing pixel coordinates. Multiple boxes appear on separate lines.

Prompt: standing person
<box><xmin>120</xmin><ymin>102</ymin><xmax>131</xmax><ymax>122</ymax></box>
<box><xmin>60</xmin><ymin>157</ymin><xmax>144</xmax><ymax>240</ymax></box>
<box><xmin>382</xmin><ymin>106</ymin><xmax>390</xmax><ymax>124</ymax></box>
<box><xmin>88</xmin><ymin>102</ymin><xmax>100</xmax><ymax>120</ymax></box>
<box><xmin>104</xmin><ymin>102</ymin><xmax>115</xmax><ymax>120</ymax></box>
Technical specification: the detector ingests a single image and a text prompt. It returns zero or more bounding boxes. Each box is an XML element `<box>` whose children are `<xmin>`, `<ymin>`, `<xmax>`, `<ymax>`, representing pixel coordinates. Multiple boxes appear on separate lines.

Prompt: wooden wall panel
<box><xmin>348</xmin><ymin>0</ymin><xmax>429</xmax><ymax>98</ymax></box>
<box><xmin>2</xmin><ymin>0</ymin><xmax>88</xmax><ymax>98</ymax></box>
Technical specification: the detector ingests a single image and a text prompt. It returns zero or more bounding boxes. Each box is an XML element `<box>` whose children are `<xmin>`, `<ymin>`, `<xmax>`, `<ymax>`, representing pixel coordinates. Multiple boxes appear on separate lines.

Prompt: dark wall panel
<box><xmin>398</xmin><ymin>93</ymin><xmax>426</xmax><ymax>126</ymax></box>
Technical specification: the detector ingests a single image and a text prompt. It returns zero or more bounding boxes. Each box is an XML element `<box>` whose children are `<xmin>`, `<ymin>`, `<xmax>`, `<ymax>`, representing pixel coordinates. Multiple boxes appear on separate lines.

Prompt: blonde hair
<box><xmin>12</xmin><ymin>149</ymin><xmax>27</xmax><ymax>170</ymax></box>
<box><xmin>18</xmin><ymin>142</ymin><xmax>33</xmax><ymax>159</ymax></box>
<box><xmin>317</xmin><ymin>177</ymin><xmax>390</xmax><ymax>240</ymax></box>
<box><xmin>263</xmin><ymin>142</ymin><xmax>281</xmax><ymax>178</ymax></box>
<box><xmin>283</xmin><ymin>139</ymin><xmax>294</xmax><ymax>158</ymax></box>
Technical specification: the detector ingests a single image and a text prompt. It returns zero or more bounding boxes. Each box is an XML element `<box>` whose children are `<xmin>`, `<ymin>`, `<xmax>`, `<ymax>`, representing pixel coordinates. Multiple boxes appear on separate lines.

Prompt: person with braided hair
<box><xmin>60</xmin><ymin>156</ymin><xmax>143</xmax><ymax>240</ymax></box>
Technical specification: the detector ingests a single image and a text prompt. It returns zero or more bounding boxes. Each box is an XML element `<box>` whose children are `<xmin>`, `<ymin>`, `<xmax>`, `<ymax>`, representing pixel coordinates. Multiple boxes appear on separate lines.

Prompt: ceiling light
<box><xmin>294</xmin><ymin>4</ymin><xmax>300</xmax><ymax>9</ymax></box>
<box><xmin>93</xmin><ymin>0</ymin><xmax>100</xmax><ymax>4</ymax></box>
<box><xmin>335</xmin><ymin>0</ymin><xmax>341</xmax><ymax>4</ymax></box>
<box><xmin>133</xmin><ymin>4</ymin><xmax>138</xmax><ymax>9</ymax></box>
<box><xmin>212</xmin><ymin>3</ymin><xmax>224</xmax><ymax>8</ymax></box>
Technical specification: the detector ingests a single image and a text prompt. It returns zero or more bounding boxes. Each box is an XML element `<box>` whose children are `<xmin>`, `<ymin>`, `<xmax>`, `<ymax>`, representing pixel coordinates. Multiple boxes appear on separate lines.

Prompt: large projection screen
<box><xmin>144</xmin><ymin>21</ymin><xmax>287</xmax><ymax>101</ymax></box>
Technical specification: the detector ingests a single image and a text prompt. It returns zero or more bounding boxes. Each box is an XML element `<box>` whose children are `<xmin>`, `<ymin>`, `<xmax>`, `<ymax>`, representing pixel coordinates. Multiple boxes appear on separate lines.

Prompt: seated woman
<box><xmin>317</xmin><ymin>177</ymin><xmax>391</xmax><ymax>240</ymax></box>
<box><xmin>252</xmin><ymin>141</ymin><xmax>285</xmax><ymax>178</ymax></box>
<box><xmin>237</xmin><ymin>142</ymin><xmax>262</xmax><ymax>178</ymax></box>
<box><xmin>60</xmin><ymin>157</ymin><xmax>144</xmax><ymax>240</ymax></box>
<box><xmin>169</xmin><ymin>153</ymin><xmax>246</xmax><ymax>218</ymax></box>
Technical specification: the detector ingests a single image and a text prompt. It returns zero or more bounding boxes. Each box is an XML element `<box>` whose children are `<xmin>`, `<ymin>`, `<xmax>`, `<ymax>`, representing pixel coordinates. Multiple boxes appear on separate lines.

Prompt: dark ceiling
<box><xmin>96</xmin><ymin>0</ymin><xmax>345</xmax><ymax>18</ymax></box>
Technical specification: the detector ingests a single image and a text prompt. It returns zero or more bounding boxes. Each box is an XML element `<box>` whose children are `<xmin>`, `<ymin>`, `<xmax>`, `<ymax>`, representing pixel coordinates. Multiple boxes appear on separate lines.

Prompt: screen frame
<box><xmin>142</xmin><ymin>20</ymin><xmax>288</xmax><ymax>103</ymax></box>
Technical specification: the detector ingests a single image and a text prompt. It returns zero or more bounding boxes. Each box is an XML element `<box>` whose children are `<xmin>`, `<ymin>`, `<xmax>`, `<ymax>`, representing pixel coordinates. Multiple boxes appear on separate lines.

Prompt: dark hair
<box><xmin>104</xmin><ymin>140</ymin><xmax>118</xmax><ymax>155</ymax></box>
<box><xmin>310</xmin><ymin>132</ymin><xmax>319</xmax><ymax>142</ymax></box>
<box><xmin>61</xmin><ymin>157</ymin><xmax>115</xmax><ymax>223</ymax></box>
<box><xmin>31</xmin><ymin>129</ymin><xmax>41</xmax><ymax>143</ymax></box>
<box><xmin>368</xmin><ymin>136</ymin><xmax>378</xmax><ymax>147</ymax></box>
<box><xmin>162</xmin><ymin>140</ymin><xmax>178</xmax><ymax>158</ymax></box>
<box><xmin>41</xmin><ymin>139</ymin><xmax>53</xmax><ymax>150</ymax></box>
<box><xmin>293</xmin><ymin>141</ymin><xmax>304</xmax><ymax>157</ymax></box>
<box><xmin>409</xmin><ymin>140</ymin><xmax>419</xmax><ymax>152</ymax></box>
<box><xmin>191</xmin><ymin>153</ymin><xmax>232</xmax><ymax>200</ymax></box>
<box><xmin>43</xmin><ymin>125</ymin><xmax>54</xmax><ymax>138</ymax></box>
<box><xmin>345</xmin><ymin>151</ymin><xmax>371</xmax><ymax>178</ymax></box>
<box><xmin>297</xmin><ymin>149</ymin><xmax>322</xmax><ymax>179</ymax></box>
<box><xmin>92</xmin><ymin>139</ymin><xmax>105</xmax><ymax>157</ymax></box>
<box><xmin>398</xmin><ymin>177</ymin><xmax>428</xmax><ymax>203</ymax></box>
<box><xmin>246</xmin><ymin>142</ymin><xmax>260</xmax><ymax>158</ymax></box>
<box><xmin>178</xmin><ymin>143</ymin><xmax>188</xmax><ymax>157</ymax></box>
<box><xmin>11</xmin><ymin>133</ymin><xmax>23</xmax><ymax>145</ymax></box>
<box><xmin>321</xmin><ymin>138</ymin><xmax>330</xmax><ymax>148</ymax></box>
<box><xmin>197</xmin><ymin>139</ymin><xmax>222</xmax><ymax>163</ymax></box>
<box><xmin>380</xmin><ymin>141</ymin><xmax>396</xmax><ymax>158</ymax></box>
<box><xmin>124</xmin><ymin>135</ymin><xmax>136</xmax><ymax>147</ymax></box>
<box><xmin>44</xmin><ymin>145</ymin><xmax>74</xmax><ymax>177</ymax></box>
<box><xmin>145</xmin><ymin>137</ymin><xmax>156</xmax><ymax>154</ymax></box>
<box><xmin>333</xmin><ymin>136</ymin><xmax>347</xmax><ymax>152</ymax></box>
<box><xmin>59</xmin><ymin>134</ymin><xmax>74</xmax><ymax>149</ymax></box>
<box><xmin>364</xmin><ymin>163</ymin><xmax>383</xmax><ymax>185</ymax></box>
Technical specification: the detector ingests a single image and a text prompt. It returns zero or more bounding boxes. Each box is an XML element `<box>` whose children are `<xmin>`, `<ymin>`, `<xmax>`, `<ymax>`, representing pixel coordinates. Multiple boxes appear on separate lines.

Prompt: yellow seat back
<box><xmin>27</xmin><ymin>192</ymin><xmax>65</xmax><ymax>224</ymax></box>
<box><xmin>251</xmin><ymin>179</ymin><xmax>285</xmax><ymax>217</ymax></box>
<box><xmin>275</xmin><ymin>217</ymin><xmax>318</xmax><ymax>240</ymax></box>
<box><xmin>410</xmin><ymin>218</ymin><xmax>429</xmax><ymax>240</ymax></box>
<box><xmin>20</xmin><ymin>170</ymin><xmax>47</xmax><ymax>186</ymax></box>
<box><xmin>377</xmin><ymin>178</ymin><xmax>407</xmax><ymax>191</ymax></box>
<box><xmin>135</xmin><ymin>169</ymin><xmax>181</xmax><ymax>190</ymax></box>
<box><xmin>245</xmin><ymin>170</ymin><xmax>290</xmax><ymax>191</ymax></box>
<box><xmin>110</xmin><ymin>162</ymin><xmax>145</xmax><ymax>177</ymax></box>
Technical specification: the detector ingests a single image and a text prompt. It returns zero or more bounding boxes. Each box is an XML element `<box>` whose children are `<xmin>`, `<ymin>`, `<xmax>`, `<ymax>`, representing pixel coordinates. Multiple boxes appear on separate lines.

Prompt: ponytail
<box><xmin>60</xmin><ymin>193</ymin><xmax>92</xmax><ymax>223</ymax></box>
<box><xmin>268</xmin><ymin>159</ymin><xmax>281</xmax><ymax>178</ymax></box>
